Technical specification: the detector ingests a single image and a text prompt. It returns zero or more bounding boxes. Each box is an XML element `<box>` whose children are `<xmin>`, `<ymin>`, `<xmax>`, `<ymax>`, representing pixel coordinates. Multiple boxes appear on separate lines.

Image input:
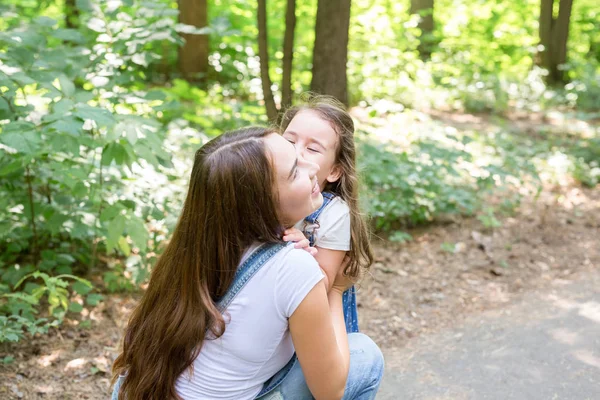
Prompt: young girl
<box><xmin>281</xmin><ymin>95</ymin><xmax>373</xmax><ymax>333</ymax></box>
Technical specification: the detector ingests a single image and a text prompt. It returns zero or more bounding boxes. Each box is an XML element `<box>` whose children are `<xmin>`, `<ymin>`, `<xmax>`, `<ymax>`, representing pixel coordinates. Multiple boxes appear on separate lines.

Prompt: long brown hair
<box><xmin>280</xmin><ymin>94</ymin><xmax>374</xmax><ymax>278</ymax></box>
<box><xmin>111</xmin><ymin>127</ymin><xmax>282</xmax><ymax>399</ymax></box>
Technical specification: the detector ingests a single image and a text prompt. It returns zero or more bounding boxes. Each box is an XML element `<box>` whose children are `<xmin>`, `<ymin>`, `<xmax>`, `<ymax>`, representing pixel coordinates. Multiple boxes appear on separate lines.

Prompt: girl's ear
<box><xmin>326</xmin><ymin>164</ymin><xmax>342</xmax><ymax>183</ymax></box>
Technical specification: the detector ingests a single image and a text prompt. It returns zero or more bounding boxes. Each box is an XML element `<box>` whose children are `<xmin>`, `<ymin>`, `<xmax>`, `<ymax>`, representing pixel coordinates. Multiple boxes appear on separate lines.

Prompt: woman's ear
<box><xmin>326</xmin><ymin>164</ymin><xmax>342</xmax><ymax>183</ymax></box>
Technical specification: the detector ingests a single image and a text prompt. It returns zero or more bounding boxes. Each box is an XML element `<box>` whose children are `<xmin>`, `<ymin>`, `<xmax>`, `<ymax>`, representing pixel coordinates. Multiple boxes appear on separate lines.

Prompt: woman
<box><xmin>111</xmin><ymin>127</ymin><xmax>383</xmax><ymax>399</ymax></box>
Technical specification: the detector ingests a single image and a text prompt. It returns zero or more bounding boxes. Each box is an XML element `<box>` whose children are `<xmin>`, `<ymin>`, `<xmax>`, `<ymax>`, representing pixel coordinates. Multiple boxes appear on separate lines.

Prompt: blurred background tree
<box><xmin>0</xmin><ymin>0</ymin><xmax>598</xmax><ymax>343</ymax></box>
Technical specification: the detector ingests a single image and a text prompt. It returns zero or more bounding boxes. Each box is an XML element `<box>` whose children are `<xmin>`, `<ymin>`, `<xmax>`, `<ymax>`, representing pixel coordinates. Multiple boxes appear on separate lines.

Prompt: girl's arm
<box><xmin>289</xmin><ymin>280</ymin><xmax>350</xmax><ymax>400</ymax></box>
<box><xmin>313</xmin><ymin>247</ymin><xmax>346</xmax><ymax>292</ymax></box>
<box><xmin>283</xmin><ymin>228</ymin><xmax>345</xmax><ymax>291</ymax></box>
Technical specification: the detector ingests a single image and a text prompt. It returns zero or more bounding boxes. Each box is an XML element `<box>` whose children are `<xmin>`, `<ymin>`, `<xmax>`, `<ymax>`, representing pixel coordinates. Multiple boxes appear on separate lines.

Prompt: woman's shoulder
<box><xmin>278</xmin><ymin>245</ymin><xmax>321</xmax><ymax>270</ymax></box>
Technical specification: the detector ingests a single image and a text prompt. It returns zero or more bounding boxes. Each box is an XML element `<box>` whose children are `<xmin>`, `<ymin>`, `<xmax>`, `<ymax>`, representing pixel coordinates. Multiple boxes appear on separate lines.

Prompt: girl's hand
<box><xmin>282</xmin><ymin>228</ymin><xmax>318</xmax><ymax>256</ymax></box>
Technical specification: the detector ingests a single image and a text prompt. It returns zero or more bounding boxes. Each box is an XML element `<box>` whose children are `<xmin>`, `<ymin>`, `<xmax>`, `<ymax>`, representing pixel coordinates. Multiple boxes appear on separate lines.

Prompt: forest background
<box><xmin>0</xmin><ymin>0</ymin><xmax>598</xmax><ymax>372</ymax></box>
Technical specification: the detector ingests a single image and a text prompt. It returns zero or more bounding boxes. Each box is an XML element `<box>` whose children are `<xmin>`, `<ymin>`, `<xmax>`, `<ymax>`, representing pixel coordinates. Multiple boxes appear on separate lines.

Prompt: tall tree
<box><xmin>311</xmin><ymin>0</ymin><xmax>351</xmax><ymax>106</ymax></box>
<box><xmin>178</xmin><ymin>0</ymin><xmax>209</xmax><ymax>82</ymax></box>
<box><xmin>539</xmin><ymin>0</ymin><xmax>573</xmax><ymax>84</ymax></box>
<box><xmin>410</xmin><ymin>0</ymin><xmax>434</xmax><ymax>60</ymax></box>
<box><xmin>281</xmin><ymin>0</ymin><xmax>297</xmax><ymax>110</ymax></box>
<box><xmin>257</xmin><ymin>0</ymin><xmax>278</xmax><ymax>121</ymax></box>
<box><xmin>65</xmin><ymin>0</ymin><xmax>80</xmax><ymax>29</ymax></box>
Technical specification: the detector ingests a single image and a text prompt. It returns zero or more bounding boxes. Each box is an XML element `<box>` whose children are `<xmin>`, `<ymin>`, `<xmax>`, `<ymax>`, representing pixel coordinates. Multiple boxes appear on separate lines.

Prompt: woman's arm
<box><xmin>289</xmin><ymin>281</ymin><xmax>350</xmax><ymax>400</ymax></box>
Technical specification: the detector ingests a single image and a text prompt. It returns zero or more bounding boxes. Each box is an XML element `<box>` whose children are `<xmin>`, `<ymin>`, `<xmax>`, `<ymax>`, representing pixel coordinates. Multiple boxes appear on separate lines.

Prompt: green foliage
<box><xmin>0</xmin><ymin>0</ymin><xmax>191</xmax><ymax>342</ymax></box>
<box><xmin>347</xmin><ymin>0</ymin><xmax>600</xmax><ymax>112</ymax></box>
<box><xmin>357</xmin><ymin>105</ymin><xmax>597</xmax><ymax>233</ymax></box>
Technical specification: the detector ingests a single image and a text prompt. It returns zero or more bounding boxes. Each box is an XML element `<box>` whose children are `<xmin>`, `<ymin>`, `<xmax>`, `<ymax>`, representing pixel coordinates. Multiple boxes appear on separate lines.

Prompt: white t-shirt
<box><xmin>175</xmin><ymin>243</ymin><xmax>323</xmax><ymax>400</ymax></box>
<box><xmin>294</xmin><ymin>196</ymin><xmax>351</xmax><ymax>251</ymax></box>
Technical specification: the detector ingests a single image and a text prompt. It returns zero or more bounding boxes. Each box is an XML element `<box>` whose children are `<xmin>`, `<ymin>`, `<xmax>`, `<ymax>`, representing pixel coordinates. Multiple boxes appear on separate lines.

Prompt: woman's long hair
<box><xmin>111</xmin><ymin>127</ymin><xmax>282</xmax><ymax>399</ymax></box>
<box><xmin>281</xmin><ymin>94</ymin><xmax>374</xmax><ymax>279</ymax></box>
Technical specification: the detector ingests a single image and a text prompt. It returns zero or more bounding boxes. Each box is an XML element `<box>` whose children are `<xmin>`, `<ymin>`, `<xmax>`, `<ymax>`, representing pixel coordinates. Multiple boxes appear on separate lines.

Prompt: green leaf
<box><xmin>118</xmin><ymin>236</ymin><xmax>131</xmax><ymax>256</ymax></box>
<box><xmin>106</xmin><ymin>216</ymin><xmax>126</xmax><ymax>253</ymax></box>
<box><xmin>46</xmin><ymin>213</ymin><xmax>69</xmax><ymax>235</ymax></box>
<box><xmin>69</xmin><ymin>302</ymin><xmax>84</xmax><ymax>313</ymax></box>
<box><xmin>125</xmin><ymin>125</ymin><xmax>139</xmax><ymax>145</ymax></box>
<box><xmin>0</xmin><ymin>122</ymin><xmax>41</xmax><ymax>154</ymax></box>
<box><xmin>72</xmin><ymin>181</ymin><xmax>88</xmax><ymax>198</ymax></box>
<box><xmin>110</xmin><ymin>121</ymin><xmax>139</xmax><ymax>144</ymax></box>
<box><xmin>101</xmin><ymin>143</ymin><xmax>115</xmax><ymax>166</ymax></box>
<box><xmin>56</xmin><ymin>254</ymin><xmax>76</xmax><ymax>265</ymax></box>
<box><xmin>49</xmin><ymin>118</ymin><xmax>83</xmax><ymax>136</ymax></box>
<box><xmin>71</xmin><ymin>281</ymin><xmax>92</xmax><ymax>295</ymax></box>
<box><xmin>100</xmin><ymin>204</ymin><xmax>123</xmax><ymax>223</ymax></box>
<box><xmin>73</xmin><ymin>105</ymin><xmax>116</xmax><ymax>127</ymax></box>
<box><xmin>127</xmin><ymin>216</ymin><xmax>149</xmax><ymax>251</ymax></box>
<box><xmin>49</xmin><ymin>135</ymin><xmax>80</xmax><ymax>155</ymax></box>
<box><xmin>112</xmin><ymin>143</ymin><xmax>130</xmax><ymax>166</ymax></box>
<box><xmin>86</xmin><ymin>293</ymin><xmax>103</xmax><ymax>306</ymax></box>
<box><xmin>144</xmin><ymin>90</ymin><xmax>166</xmax><ymax>101</ymax></box>
<box><xmin>0</xmin><ymin>160</ymin><xmax>24</xmax><ymax>176</ymax></box>
<box><xmin>0</xmin><ymin>97</ymin><xmax>11</xmax><ymax>118</ymax></box>
<box><xmin>51</xmin><ymin>29</ymin><xmax>86</xmax><ymax>44</ymax></box>
<box><xmin>34</xmin><ymin>16</ymin><xmax>57</xmax><ymax>27</ymax></box>
<box><xmin>53</xmin><ymin>98</ymin><xmax>75</xmax><ymax>115</ymax></box>
<box><xmin>136</xmin><ymin>144</ymin><xmax>159</xmax><ymax>167</ymax></box>
<box><xmin>58</xmin><ymin>75</ymin><xmax>76</xmax><ymax>97</ymax></box>
<box><xmin>4</xmin><ymin>333</ymin><xmax>19</xmax><ymax>342</ymax></box>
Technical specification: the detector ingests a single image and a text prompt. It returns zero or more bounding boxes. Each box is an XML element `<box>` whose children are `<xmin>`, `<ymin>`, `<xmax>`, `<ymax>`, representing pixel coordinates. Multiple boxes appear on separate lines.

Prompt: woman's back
<box><xmin>175</xmin><ymin>244</ymin><xmax>323</xmax><ymax>400</ymax></box>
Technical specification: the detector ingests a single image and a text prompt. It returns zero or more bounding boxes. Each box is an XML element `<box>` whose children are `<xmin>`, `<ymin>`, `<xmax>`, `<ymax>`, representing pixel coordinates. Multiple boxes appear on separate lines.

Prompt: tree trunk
<box><xmin>311</xmin><ymin>0</ymin><xmax>351</xmax><ymax>106</ymax></box>
<box><xmin>178</xmin><ymin>0</ymin><xmax>209</xmax><ymax>82</ymax></box>
<box><xmin>281</xmin><ymin>0</ymin><xmax>297</xmax><ymax>110</ymax></box>
<box><xmin>590</xmin><ymin>40</ymin><xmax>600</xmax><ymax>63</ymax></box>
<box><xmin>257</xmin><ymin>0</ymin><xmax>278</xmax><ymax>122</ymax></box>
<box><xmin>410</xmin><ymin>0</ymin><xmax>435</xmax><ymax>60</ymax></box>
<box><xmin>65</xmin><ymin>0</ymin><xmax>80</xmax><ymax>29</ymax></box>
<box><xmin>538</xmin><ymin>0</ymin><xmax>573</xmax><ymax>84</ymax></box>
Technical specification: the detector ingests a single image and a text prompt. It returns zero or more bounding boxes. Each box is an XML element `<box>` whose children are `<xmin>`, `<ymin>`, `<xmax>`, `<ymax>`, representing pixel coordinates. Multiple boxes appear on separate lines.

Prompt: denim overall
<box><xmin>111</xmin><ymin>242</ymin><xmax>296</xmax><ymax>399</ymax></box>
<box><xmin>302</xmin><ymin>192</ymin><xmax>360</xmax><ymax>334</ymax></box>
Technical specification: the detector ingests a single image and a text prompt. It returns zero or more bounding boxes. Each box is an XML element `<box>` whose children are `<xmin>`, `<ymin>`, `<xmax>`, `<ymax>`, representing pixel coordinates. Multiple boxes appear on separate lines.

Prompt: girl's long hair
<box><xmin>111</xmin><ymin>127</ymin><xmax>282</xmax><ymax>400</ymax></box>
<box><xmin>280</xmin><ymin>94</ymin><xmax>374</xmax><ymax>278</ymax></box>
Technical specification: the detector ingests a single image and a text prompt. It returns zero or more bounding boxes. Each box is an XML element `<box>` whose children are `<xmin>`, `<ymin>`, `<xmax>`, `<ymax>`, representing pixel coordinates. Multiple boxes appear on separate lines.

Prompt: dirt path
<box><xmin>377</xmin><ymin>266</ymin><xmax>600</xmax><ymax>400</ymax></box>
<box><xmin>359</xmin><ymin>185</ymin><xmax>600</xmax><ymax>349</ymax></box>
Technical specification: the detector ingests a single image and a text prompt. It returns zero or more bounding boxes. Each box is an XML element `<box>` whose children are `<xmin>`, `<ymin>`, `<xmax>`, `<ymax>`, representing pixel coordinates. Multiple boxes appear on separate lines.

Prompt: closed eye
<box><xmin>307</xmin><ymin>148</ymin><xmax>320</xmax><ymax>153</ymax></box>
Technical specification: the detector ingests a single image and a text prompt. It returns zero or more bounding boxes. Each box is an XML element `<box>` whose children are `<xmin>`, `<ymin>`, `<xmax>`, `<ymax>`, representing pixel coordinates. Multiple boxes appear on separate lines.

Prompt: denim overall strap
<box><xmin>305</xmin><ymin>191</ymin><xmax>336</xmax><ymax>224</ymax></box>
<box><xmin>215</xmin><ymin>241</ymin><xmax>299</xmax><ymax>399</ymax></box>
<box><xmin>304</xmin><ymin>191</ymin><xmax>335</xmax><ymax>245</ymax></box>
<box><xmin>216</xmin><ymin>242</ymin><xmax>288</xmax><ymax>312</ymax></box>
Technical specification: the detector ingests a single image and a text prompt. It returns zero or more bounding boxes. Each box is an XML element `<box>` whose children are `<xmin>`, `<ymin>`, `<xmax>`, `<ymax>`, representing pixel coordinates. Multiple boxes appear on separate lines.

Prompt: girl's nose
<box><xmin>295</xmin><ymin>146</ymin><xmax>306</xmax><ymax>160</ymax></box>
<box><xmin>298</xmin><ymin>154</ymin><xmax>319</xmax><ymax>177</ymax></box>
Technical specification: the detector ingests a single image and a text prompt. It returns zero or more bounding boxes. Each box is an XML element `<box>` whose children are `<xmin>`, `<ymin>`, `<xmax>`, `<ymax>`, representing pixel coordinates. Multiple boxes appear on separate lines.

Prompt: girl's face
<box><xmin>265</xmin><ymin>133</ymin><xmax>323</xmax><ymax>226</ymax></box>
<box><xmin>283</xmin><ymin>110</ymin><xmax>341</xmax><ymax>190</ymax></box>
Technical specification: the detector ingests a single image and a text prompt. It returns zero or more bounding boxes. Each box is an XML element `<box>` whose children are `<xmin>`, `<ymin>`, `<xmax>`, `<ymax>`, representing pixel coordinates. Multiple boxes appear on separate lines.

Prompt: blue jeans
<box><xmin>257</xmin><ymin>333</ymin><xmax>384</xmax><ymax>400</ymax></box>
